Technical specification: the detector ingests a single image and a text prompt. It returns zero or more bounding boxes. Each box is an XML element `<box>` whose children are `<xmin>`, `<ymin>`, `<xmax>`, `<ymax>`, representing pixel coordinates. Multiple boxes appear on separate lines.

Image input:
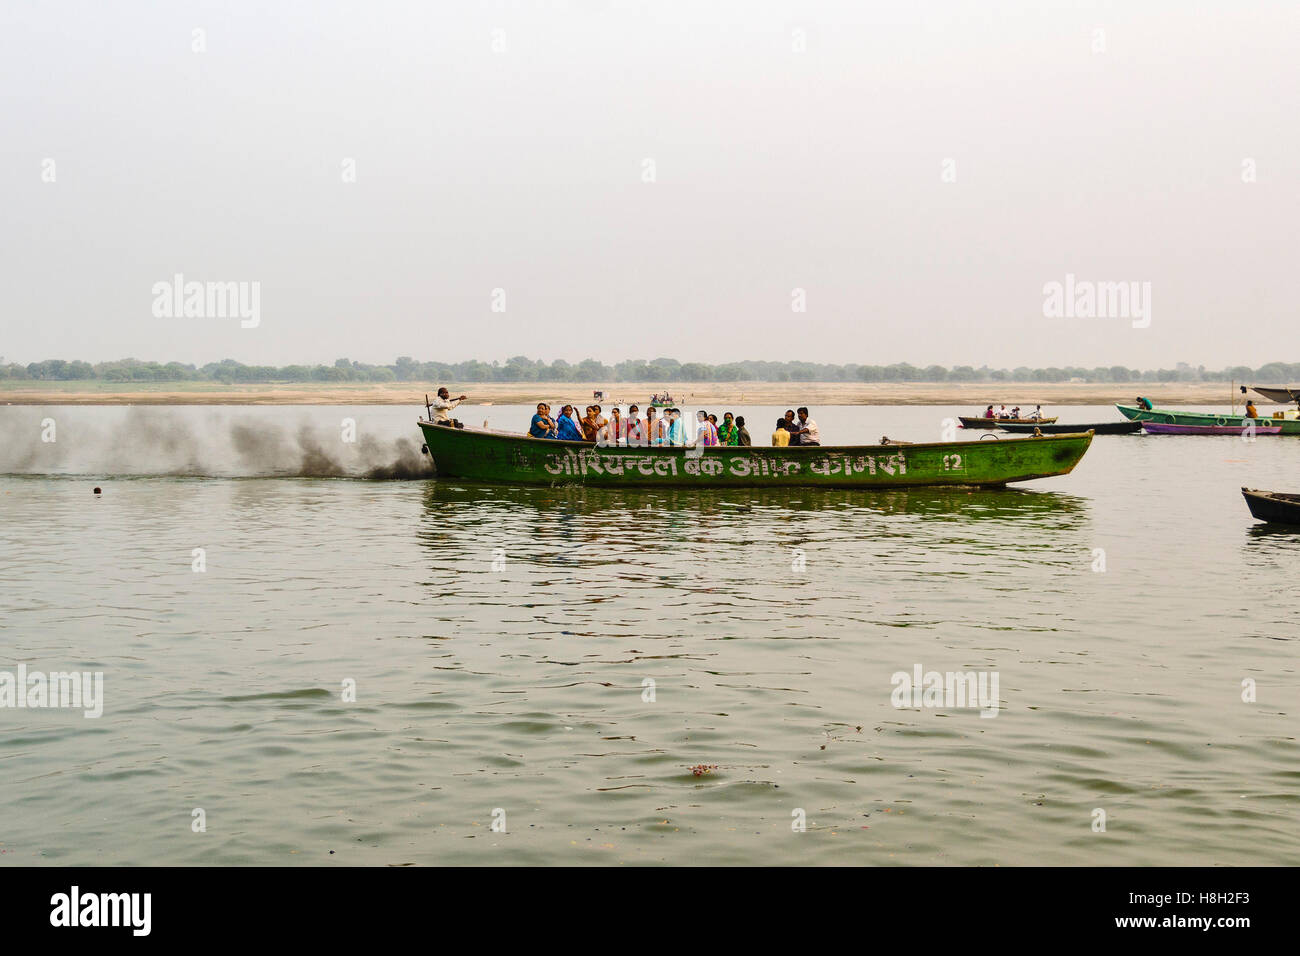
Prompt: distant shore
<box><xmin>0</xmin><ymin>380</ymin><xmax>1265</xmax><ymax>407</ymax></box>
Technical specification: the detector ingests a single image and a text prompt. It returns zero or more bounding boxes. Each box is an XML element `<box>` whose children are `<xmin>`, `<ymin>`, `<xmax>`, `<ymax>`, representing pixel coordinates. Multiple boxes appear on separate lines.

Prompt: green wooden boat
<box><xmin>417</xmin><ymin>421</ymin><xmax>1093</xmax><ymax>488</ymax></box>
<box><xmin>1116</xmin><ymin>404</ymin><xmax>1300</xmax><ymax>435</ymax></box>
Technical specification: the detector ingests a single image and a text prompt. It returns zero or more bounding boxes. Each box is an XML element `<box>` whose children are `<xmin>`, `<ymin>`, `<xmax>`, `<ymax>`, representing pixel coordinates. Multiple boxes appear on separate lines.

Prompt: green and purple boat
<box><xmin>417</xmin><ymin>420</ymin><xmax>1094</xmax><ymax>488</ymax></box>
<box><xmin>1117</xmin><ymin>403</ymin><xmax>1300</xmax><ymax>435</ymax></box>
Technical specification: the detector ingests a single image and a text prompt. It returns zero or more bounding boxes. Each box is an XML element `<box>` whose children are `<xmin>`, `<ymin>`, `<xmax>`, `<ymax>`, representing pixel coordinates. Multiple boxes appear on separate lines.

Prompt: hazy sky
<box><xmin>2</xmin><ymin>1</ymin><xmax>1297</xmax><ymax>369</ymax></box>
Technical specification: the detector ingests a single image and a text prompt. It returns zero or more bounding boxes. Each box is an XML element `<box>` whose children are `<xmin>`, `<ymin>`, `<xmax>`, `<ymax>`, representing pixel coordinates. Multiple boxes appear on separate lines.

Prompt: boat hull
<box><xmin>959</xmin><ymin>416</ymin><xmax>1058</xmax><ymax>429</ymax></box>
<box><xmin>1242</xmin><ymin>488</ymin><xmax>1300</xmax><ymax>526</ymax></box>
<box><xmin>417</xmin><ymin>422</ymin><xmax>1093</xmax><ymax>488</ymax></box>
<box><xmin>1117</xmin><ymin>404</ymin><xmax>1300</xmax><ymax>434</ymax></box>
<box><xmin>1250</xmin><ymin>386</ymin><xmax>1300</xmax><ymax>405</ymax></box>
<box><xmin>1142</xmin><ymin>421</ymin><xmax>1281</xmax><ymax>435</ymax></box>
<box><xmin>999</xmin><ymin>421</ymin><xmax>1140</xmax><ymax>435</ymax></box>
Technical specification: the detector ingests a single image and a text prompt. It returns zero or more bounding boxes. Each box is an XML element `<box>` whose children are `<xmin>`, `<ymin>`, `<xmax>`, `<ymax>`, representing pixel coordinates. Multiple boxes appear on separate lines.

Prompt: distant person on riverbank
<box><xmin>772</xmin><ymin>418</ymin><xmax>790</xmax><ymax>446</ymax></box>
<box><xmin>736</xmin><ymin>416</ymin><xmax>752</xmax><ymax>446</ymax></box>
<box><xmin>529</xmin><ymin>403</ymin><xmax>556</xmax><ymax>439</ymax></box>
<box><xmin>793</xmin><ymin>407</ymin><xmax>821</xmax><ymax>445</ymax></box>
<box><xmin>431</xmin><ymin>386</ymin><xmax>467</xmax><ymax>426</ymax></box>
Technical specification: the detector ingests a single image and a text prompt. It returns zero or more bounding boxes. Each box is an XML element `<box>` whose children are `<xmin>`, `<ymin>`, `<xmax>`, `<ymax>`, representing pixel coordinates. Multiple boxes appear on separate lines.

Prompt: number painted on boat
<box><xmin>942</xmin><ymin>454</ymin><xmax>964</xmax><ymax>471</ymax></box>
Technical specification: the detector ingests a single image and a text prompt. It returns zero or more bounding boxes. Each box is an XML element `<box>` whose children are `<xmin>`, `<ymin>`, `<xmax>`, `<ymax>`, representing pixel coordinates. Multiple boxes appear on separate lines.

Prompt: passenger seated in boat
<box><xmin>718</xmin><ymin>412</ymin><xmax>739</xmax><ymax>445</ymax></box>
<box><xmin>626</xmin><ymin>405</ymin><xmax>643</xmax><ymax>445</ymax></box>
<box><xmin>984</xmin><ymin>405</ymin><xmax>995</xmax><ymax>418</ymax></box>
<box><xmin>772</xmin><ymin>417</ymin><xmax>790</xmax><ymax>447</ymax></box>
<box><xmin>529</xmin><ymin>403</ymin><xmax>557</xmax><ymax>439</ymax></box>
<box><xmin>430</xmin><ymin>386</ymin><xmax>468</xmax><ymax>427</ymax></box>
<box><xmin>580</xmin><ymin>406</ymin><xmax>600</xmax><ymax>442</ymax></box>
<box><xmin>782</xmin><ymin>409</ymin><xmax>800</xmax><ymax>445</ymax></box>
<box><xmin>606</xmin><ymin>407</ymin><xmax>624</xmax><ymax>445</ymax></box>
<box><xmin>794</xmin><ymin>407</ymin><xmax>821</xmax><ymax>445</ymax></box>
<box><xmin>1136</xmin><ymin>396</ymin><xmax>1154</xmax><ymax>411</ymax></box>
<box><xmin>555</xmin><ymin>405</ymin><xmax>585</xmax><ymax>441</ymax></box>
<box><xmin>644</xmin><ymin>407</ymin><xmax>661</xmax><ymax>445</ymax></box>
<box><xmin>736</xmin><ymin>416</ymin><xmax>751</xmax><ymax>446</ymax></box>
<box><xmin>1009</xmin><ymin>406</ymin><xmax>1021</xmax><ymax>419</ymax></box>
<box><xmin>667</xmin><ymin>408</ymin><xmax>687</xmax><ymax>446</ymax></box>
<box><xmin>1245</xmin><ymin>400</ymin><xmax>1259</xmax><ymax>419</ymax></box>
<box><xmin>696</xmin><ymin>411</ymin><xmax>720</xmax><ymax>446</ymax></box>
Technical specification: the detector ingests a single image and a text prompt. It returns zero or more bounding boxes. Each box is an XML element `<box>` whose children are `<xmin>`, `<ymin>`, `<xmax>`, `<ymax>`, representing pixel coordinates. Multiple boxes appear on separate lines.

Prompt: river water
<box><xmin>1</xmin><ymin>404</ymin><xmax>1295</xmax><ymax>865</ymax></box>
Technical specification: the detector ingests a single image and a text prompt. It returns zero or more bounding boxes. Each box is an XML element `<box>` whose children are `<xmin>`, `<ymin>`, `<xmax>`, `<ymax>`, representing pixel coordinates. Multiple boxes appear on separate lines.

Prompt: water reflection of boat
<box><xmin>421</xmin><ymin>479</ymin><xmax>1088</xmax><ymax>523</ymax></box>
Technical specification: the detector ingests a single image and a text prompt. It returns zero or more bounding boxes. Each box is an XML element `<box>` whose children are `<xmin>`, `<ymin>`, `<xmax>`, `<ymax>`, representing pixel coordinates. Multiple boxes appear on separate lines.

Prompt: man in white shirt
<box><xmin>431</xmin><ymin>387</ymin><xmax>467</xmax><ymax>426</ymax></box>
<box><xmin>794</xmin><ymin>406</ymin><xmax>820</xmax><ymax>445</ymax></box>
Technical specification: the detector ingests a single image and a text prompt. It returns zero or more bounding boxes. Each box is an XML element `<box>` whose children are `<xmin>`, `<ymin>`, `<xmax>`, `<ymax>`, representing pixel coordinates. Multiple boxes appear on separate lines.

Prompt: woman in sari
<box><xmin>696</xmin><ymin>410</ymin><xmax>719</xmax><ymax>446</ymax></box>
<box><xmin>717</xmin><ymin>412</ymin><xmax>740</xmax><ymax>445</ymax></box>
<box><xmin>555</xmin><ymin>405</ymin><xmax>586</xmax><ymax>441</ymax></box>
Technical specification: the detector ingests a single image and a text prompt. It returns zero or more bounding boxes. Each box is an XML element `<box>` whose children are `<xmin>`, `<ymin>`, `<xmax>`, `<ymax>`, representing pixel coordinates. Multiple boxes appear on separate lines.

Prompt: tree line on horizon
<box><xmin>3</xmin><ymin>356</ymin><xmax>1298</xmax><ymax>385</ymax></box>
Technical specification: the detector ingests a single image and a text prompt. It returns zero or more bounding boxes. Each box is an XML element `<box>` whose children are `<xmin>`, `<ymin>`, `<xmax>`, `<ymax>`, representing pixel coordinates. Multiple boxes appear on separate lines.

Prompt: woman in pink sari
<box><xmin>695</xmin><ymin>410</ymin><xmax>719</xmax><ymax>446</ymax></box>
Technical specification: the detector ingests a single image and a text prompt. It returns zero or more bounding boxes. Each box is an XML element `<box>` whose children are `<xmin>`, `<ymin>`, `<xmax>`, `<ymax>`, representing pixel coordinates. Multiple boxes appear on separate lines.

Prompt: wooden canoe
<box><xmin>416</xmin><ymin>421</ymin><xmax>1093</xmax><ymax>488</ymax></box>
<box><xmin>998</xmin><ymin>421</ymin><xmax>1140</xmax><ymax>435</ymax></box>
<box><xmin>1242</xmin><ymin>488</ymin><xmax>1300</xmax><ymax>526</ymax></box>
<box><xmin>959</xmin><ymin>416</ymin><xmax>1058</xmax><ymax>429</ymax></box>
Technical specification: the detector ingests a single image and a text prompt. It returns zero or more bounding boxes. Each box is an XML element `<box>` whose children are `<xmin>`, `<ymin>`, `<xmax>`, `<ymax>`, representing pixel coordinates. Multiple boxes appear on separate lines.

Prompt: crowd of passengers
<box><xmin>528</xmin><ymin>403</ymin><xmax>822</xmax><ymax>447</ymax></box>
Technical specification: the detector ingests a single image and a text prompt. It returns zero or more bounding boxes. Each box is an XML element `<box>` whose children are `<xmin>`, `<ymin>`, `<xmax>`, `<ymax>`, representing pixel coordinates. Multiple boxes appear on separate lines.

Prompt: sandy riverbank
<box><xmin>0</xmin><ymin>380</ymin><xmax>1262</xmax><ymax>406</ymax></box>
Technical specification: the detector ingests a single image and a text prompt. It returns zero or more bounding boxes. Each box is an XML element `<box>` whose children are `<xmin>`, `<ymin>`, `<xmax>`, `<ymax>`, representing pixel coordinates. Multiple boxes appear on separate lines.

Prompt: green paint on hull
<box><xmin>417</xmin><ymin>422</ymin><xmax>1093</xmax><ymax>488</ymax></box>
<box><xmin>1116</xmin><ymin>404</ymin><xmax>1300</xmax><ymax>434</ymax></box>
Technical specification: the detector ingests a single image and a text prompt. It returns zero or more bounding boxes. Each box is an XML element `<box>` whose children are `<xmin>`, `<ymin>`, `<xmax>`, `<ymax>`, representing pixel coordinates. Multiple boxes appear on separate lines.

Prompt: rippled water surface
<box><xmin>1</xmin><ymin>405</ymin><xmax>1296</xmax><ymax>865</ymax></box>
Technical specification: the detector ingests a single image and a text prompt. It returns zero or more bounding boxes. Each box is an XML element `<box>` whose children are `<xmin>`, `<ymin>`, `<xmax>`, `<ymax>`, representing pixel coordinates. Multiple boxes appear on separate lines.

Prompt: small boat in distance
<box><xmin>1141</xmin><ymin>421</ymin><xmax>1281</xmax><ymax>435</ymax></box>
<box><xmin>999</xmin><ymin>420</ymin><xmax>1140</xmax><ymax>435</ymax></box>
<box><xmin>417</xmin><ymin>420</ymin><xmax>1095</xmax><ymax>488</ymax></box>
<box><xmin>959</xmin><ymin>415</ymin><xmax>1058</xmax><ymax>429</ymax></box>
<box><xmin>1242</xmin><ymin>488</ymin><xmax>1300</xmax><ymax>526</ymax></box>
